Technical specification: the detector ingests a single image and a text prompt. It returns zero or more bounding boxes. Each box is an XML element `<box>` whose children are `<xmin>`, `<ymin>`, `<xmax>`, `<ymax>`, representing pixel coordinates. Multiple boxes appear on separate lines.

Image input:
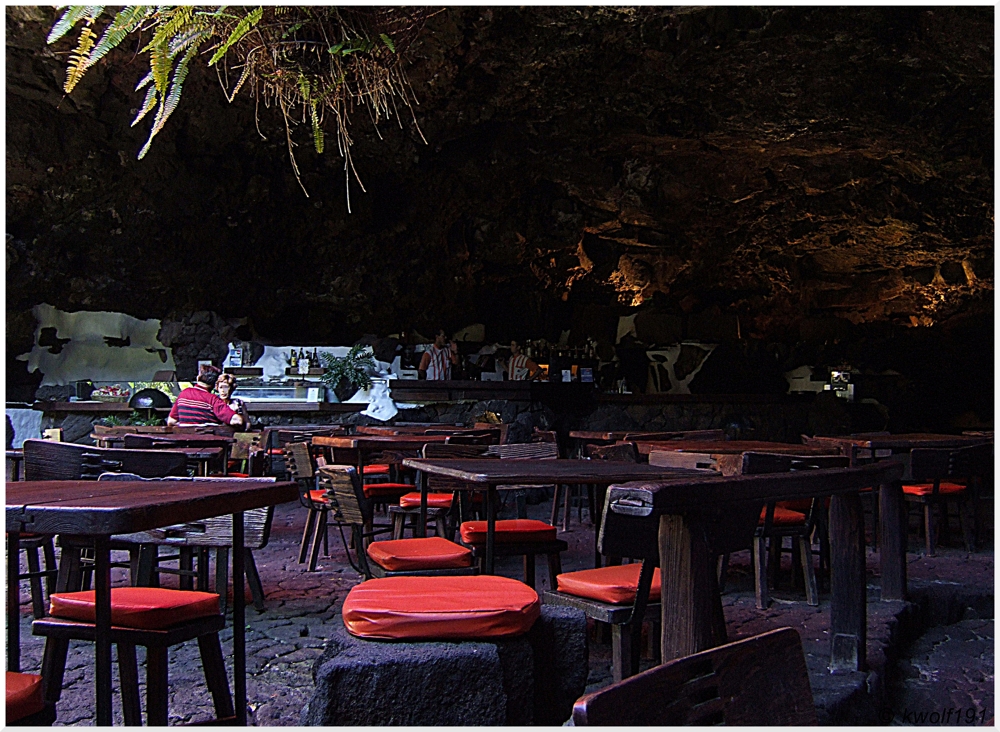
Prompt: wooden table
<box><xmin>602</xmin><ymin>461</ymin><xmax>905</xmax><ymax>672</ymax></box>
<box><xmin>94</xmin><ymin>433</ymin><xmax>236</xmax><ymax>475</ymax></box>
<box><xmin>570</xmin><ymin>429</ymin><xmax>725</xmax><ymax>444</ymax></box>
<box><xmin>313</xmin><ymin>434</ymin><xmax>453</xmax><ymax>481</ymax></box>
<box><xmin>803</xmin><ymin>433</ymin><xmax>991</xmax><ymax>601</ymax></box>
<box><xmin>355</xmin><ymin>425</ymin><xmax>499</xmax><ymax>437</ymax></box>
<box><xmin>6</xmin><ymin>478</ymin><xmax>297</xmax><ymax>726</ymax></box>
<box><xmin>400</xmin><ymin>458</ymin><xmax>712</xmax><ymax>573</ymax></box>
<box><xmin>630</xmin><ymin>439</ymin><xmax>841</xmax><ymax>457</ymax></box>
<box><xmin>6</xmin><ymin>449</ymin><xmax>24</xmax><ymax>482</ymax></box>
<box><xmin>166</xmin><ymin>446</ymin><xmax>223</xmax><ymax>476</ymax></box>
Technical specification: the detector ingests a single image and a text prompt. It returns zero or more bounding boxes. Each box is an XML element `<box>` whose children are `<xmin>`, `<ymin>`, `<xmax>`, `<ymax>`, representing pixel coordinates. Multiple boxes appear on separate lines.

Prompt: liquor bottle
<box><xmin>312</xmin><ymin>348</ymin><xmax>319</xmax><ymax>364</ymax></box>
<box><xmin>299</xmin><ymin>349</ymin><xmax>310</xmax><ymax>374</ymax></box>
<box><xmin>289</xmin><ymin>349</ymin><xmax>298</xmax><ymax>368</ymax></box>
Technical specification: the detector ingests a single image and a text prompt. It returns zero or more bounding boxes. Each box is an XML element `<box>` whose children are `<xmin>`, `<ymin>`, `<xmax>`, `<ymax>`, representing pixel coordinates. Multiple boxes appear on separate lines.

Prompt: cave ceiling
<box><xmin>5</xmin><ymin>6</ymin><xmax>994</xmax><ymax>353</ymax></box>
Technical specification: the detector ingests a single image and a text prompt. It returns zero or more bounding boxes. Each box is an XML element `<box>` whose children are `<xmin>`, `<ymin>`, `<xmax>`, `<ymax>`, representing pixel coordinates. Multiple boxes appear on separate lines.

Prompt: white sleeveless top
<box><xmin>425</xmin><ymin>345</ymin><xmax>452</xmax><ymax>380</ymax></box>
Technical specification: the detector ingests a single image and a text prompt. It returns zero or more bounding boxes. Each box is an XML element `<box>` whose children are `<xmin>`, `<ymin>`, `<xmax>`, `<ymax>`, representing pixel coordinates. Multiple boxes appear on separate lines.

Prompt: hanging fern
<box><xmin>47</xmin><ymin>6</ymin><xmax>439</xmax><ymax>202</ymax></box>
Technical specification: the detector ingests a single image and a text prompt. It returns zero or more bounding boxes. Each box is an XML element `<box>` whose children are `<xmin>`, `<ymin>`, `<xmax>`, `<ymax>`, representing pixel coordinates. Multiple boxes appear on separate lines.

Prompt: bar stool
<box><xmin>6</xmin><ymin>671</ymin><xmax>56</xmax><ymax>725</ymax></box>
<box><xmin>33</xmin><ymin>587</ymin><xmax>234</xmax><ymax>726</ymax></box>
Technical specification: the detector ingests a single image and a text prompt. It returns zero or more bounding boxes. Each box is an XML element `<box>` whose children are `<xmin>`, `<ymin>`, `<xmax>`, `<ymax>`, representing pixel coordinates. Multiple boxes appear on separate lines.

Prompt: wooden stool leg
<box><xmin>298</xmin><ymin>509</ymin><xmax>318</xmax><ymax>564</ymax></box>
<box><xmin>197</xmin><ymin>548</ymin><xmax>210</xmax><ymax>592</ymax></box>
<box><xmin>245</xmin><ymin>549</ymin><xmax>265</xmax><ymax>613</ymax></box>
<box><xmin>25</xmin><ymin>545</ymin><xmax>46</xmax><ymax>619</ymax></box>
<box><xmin>42</xmin><ymin>538</ymin><xmax>57</xmax><ymax>595</ymax></box>
<box><xmin>117</xmin><ymin>641</ymin><xmax>143</xmax><ymax>726</ymax></box>
<box><xmin>768</xmin><ymin>536</ymin><xmax>781</xmax><ymax>589</ymax></box>
<box><xmin>133</xmin><ymin>545</ymin><xmax>158</xmax><ymax>587</ymax></box>
<box><xmin>392</xmin><ymin>512</ymin><xmax>405</xmax><ymax>540</ymax></box>
<box><xmin>610</xmin><ymin>623</ymin><xmax>631</xmax><ymax>683</ymax></box>
<box><xmin>524</xmin><ymin>554</ymin><xmax>536</xmax><ymax>589</ymax></box>
<box><xmin>215</xmin><ymin>548</ymin><xmax>229</xmax><ymax>615</ymax></box>
<box><xmin>435</xmin><ymin>515</ymin><xmax>447</xmax><ymax>538</ymax></box>
<box><xmin>198</xmin><ymin>632</ymin><xmax>236</xmax><ymax>721</ymax></box>
<box><xmin>753</xmin><ymin>535</ymin><xmax>769</xmax><ymax>610</ymax></box>
<box><xmin>799</xmin><ymin>536</ymin><xmax>819</xmax><ymax>606</ymax></box>
<box><xmin>562</xmin><ymin>486</ymin><xmax>570</xmax><ymax>532</ymax></box>
<box><xmin>550</xmin><ymin>486</ymin><xmax>562</xmax><ymax>526</ymax></box>
<box><xmin>39</xmin><ymin>637</ymin><xmax>69</xmax><ymax>704</ymax></box>
<box><xmin>146</xmin><ymin>646</ymin><xmax>169</xmax><ymax>727</ymax></box>
<box><xmin>924</xmin><ymin>503</ymin><xmax>935</xmax><ymax>556</ymax></box>
<box><xmin>546</xmin><ymin>552</ymin><xmax>562</xmax><ymax>591</ymax></box>
<box><xmin>179</xmin><ymin>547</ymin><xmax>194</xmax><ymax>590</ymax></box>
<box><xmin>308</xmin><ymin>512</ymin><xmax>326</xmax><ymax>571</ymax></box>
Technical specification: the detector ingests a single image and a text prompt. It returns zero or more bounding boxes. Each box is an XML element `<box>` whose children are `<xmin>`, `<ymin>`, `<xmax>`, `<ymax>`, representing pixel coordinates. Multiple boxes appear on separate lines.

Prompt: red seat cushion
<box><xmin>367</xmin><ymin>537</ymin><xmax>473</xmax><ymax>572</ymax></box>
<box><xmin>308</xmin><ymin>489</ymin><xmax>332</xmax><ymax>505</ymax></box>
<box><xmin>6</xmin><ymin>672</ymin><xmax>44</xmax><ymax>723</ymax></box>
<box><xmin>903</xmin><ymin>482</ymin><xmax>966</xmax><ymax>497</ymax></box>
<box><xmin>760</xmin><ymin>506</ymin><xmax>807</xmax><ymax>526</ymax></box>
<box><xmin>49</xmin><ymin>588</ymin><xmax>221</xmax><ymax>630</ymax></box>
<box><xmin>460</xmin><ymin>519</ymin><xmax>557</xmax><ymax>544</ymax></box>
<box><xmin>363</xmin><ymin>463</ymin><xmax>390</xmax><ymax>475</ymax></box>
<box><xmin>557</xmin><ymin>563</ymin><xmax>662</xmax><ymax>605</ymax></box>
<box><xmin>399</xmin><ymin>492</ymin><xmax>454</xmax><ymax>509</ymax></box>
<box><xmin>363</xmin><ymin>482</ymin><xmax>414</xmax><ymax>499</ymax></box>
<box><xmin>342</xmin><ymin>575</ymin><xmax>540</xmax><ymax>640</ymax></box>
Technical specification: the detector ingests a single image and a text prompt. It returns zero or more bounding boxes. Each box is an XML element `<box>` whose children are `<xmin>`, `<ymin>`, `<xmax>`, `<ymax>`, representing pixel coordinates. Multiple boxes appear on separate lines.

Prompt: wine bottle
<box><xmin>289</xmin><ymin>350</ymin><xmax>298</xmax><ymax>367</ymax></box>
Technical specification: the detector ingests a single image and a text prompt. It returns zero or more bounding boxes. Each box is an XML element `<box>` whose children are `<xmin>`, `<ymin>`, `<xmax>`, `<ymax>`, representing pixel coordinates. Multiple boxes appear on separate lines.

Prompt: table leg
<box><xmin>485</xmin><ymin>486</ymin><xmax>497</xmax><ymax>575</ymax></box>
<box><xmin>593</xmin><ymin>484</ymin><xmax>607</xmax><ymax>568</ymax></box>
<box><xmin>418</xmin><ymin>471</ymin><xmax>428</xmax><ymax>539</ymax></box>
<box><xmin>878</xmin><ymin>481</ymin><xmax>907</xmax><ymax>601</ymax></box>
<box><xmin>233</xmin><ymin>511</ymin><xmax>247</xmax><ymax>725</ymax></box>
<box><xmin>658</xmin><ymin>513</ymin><xmax>725</xmax><ymax>662</ymax></box>
<box><xmin>8</xmin><ymin>530</ymin><xmax>20</xmax><ymax>672</ymax></box>
<box><xmin>94</xmin><ymin>535</ymin><xmax>113</xmax><ymax>726</ymax></box>
<box><xmin>829</xmin><ymin>492</ymin><xmax>867</xmax><ymax>673</ymax></box>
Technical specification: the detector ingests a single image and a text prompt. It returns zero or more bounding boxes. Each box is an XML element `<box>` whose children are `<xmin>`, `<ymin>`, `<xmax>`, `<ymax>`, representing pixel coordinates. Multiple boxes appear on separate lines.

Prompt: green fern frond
<box><xmin>297</xmin><ymin>74</ymin><xmax>311</xmax><ymax>100</ymax></box>
<box><xmin>379</xmin><ymin>33</ymin><xmax>395</xmax><ymax>53</ymax></box>
<box><xmin>169</xmin><ymin>23</ymin><xmax>210</xmax><ymax>59</ymax></box>
<box><xmin>310</xmin><ymin>102</ymin><xmax>324</xmax><ymax>153</ymax></box>
<box><xmin>131</xmin><ymin>85</ymin><xmax>158</xmax><ymax>127</ymax></box>
<box><xmin>147</xmin><ymin>6</ymin><xmax>194</xmax><ymax>51</ymax></box>
<box><xmin>208</xmin><ymin>6</ymin><xmax>262</xmax><ymax>66</ymax></box>
<box><xmin>134</xmin><ymin>70</ymin><xmax>153</xmax><ymax>91</ymax></box>
<box><xmin>225</xmin><ymin>61</ymin><xmax>252</xmax><ymax>102</ymax></box>
<box><xmin>47</xmin><ymin>6</ymin><xmax>94</xmax><ymax>44</ymax></box>
<box><xmin>89</xmin><ymin>5</ymin><xmax>152</xmax><ymax>67</ymax></box>
<box><xmin>138</xmin><ymin>42</ymin><xmax>199</xmax><ymax>160</ymax></box>
<box><xmin>149</xmin><ymin>38</ymin><xmax>171</xmax><ymax>94</ymax></box>
<box><xmin>64</xmin><ymin>20</ymin><xmax>97</xmax><ymax>93</ymax></box>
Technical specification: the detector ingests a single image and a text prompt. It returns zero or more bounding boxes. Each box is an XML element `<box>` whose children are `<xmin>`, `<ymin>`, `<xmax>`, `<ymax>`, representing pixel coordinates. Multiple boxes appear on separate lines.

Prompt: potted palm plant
<box><xmin>320</xmin><ymin>345</ymin><xmax>376</xmax><ymax>402</ymax></box>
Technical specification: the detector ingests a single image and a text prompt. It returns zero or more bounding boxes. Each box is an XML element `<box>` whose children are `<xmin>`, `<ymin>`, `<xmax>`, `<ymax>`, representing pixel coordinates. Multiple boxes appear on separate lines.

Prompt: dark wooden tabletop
<box><xmin>355</xmin><ymin>425</ymin><xmax>499</xmax><ymax>436</ymax></box>
<box><xmin>401</xmin><ymin>458</ymin><xmax>714</xmax><ymax>486</ymax></box>
<box><xmin>312</xmin><ymin>434</ymin><xmax>452</xmax><ymax>450</ymax></box>
<box><xmin>807</xmin><ymin>433</ymin><xmax>991</xmax><ymax>449</ymax></box>
<box><xmin>6</xmin><ymin>479</ymin><xmax>298</xmax><ymax>536</ymax></box>
<box><xmin>570</xmin><ymin>430</ymin><xmax>724</xmax><ymax>442</ymax></box>
<box><xmin>631</xmin><ymin>440</ymin><xmax>841</xmax><ymax>456</ymax></box>
<box><xmin>90</xmin><ymin>432</ymin><xmax>236</xmax><ymax>445</ymax></box>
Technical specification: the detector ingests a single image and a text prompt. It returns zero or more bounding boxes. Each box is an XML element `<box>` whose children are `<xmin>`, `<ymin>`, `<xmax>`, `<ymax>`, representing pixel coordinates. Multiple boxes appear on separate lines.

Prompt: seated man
<box><xmin>167</xmin><ymin>365</ymin><xmax>245</xmax><ymax>428</ymax></box>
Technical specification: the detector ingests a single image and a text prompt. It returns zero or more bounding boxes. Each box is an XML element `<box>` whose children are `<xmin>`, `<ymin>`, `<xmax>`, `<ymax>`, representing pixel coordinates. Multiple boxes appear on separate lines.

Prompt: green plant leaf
<box><xmin>131</xmin><ymin>84</ymin><xmax>158</xmax><ymax>126</ymax></box>
<box><xmin>208</xmin><ymin>6</ymin><xmax>262</xmax><ymax>66</ymax></box>
<box><xmin>47</xmin><ymin>5</ymin><xmax>104</xmax><ymax>45</ymax></box>
<box><xmin>379</xmin><ymin>33</ymin><xmax>395</xmax><ymax>53</ymax></box>
<box><xmin>89</xmin><ymin>5</ymin><xmax>152</xmax><ymax>67</ymax></box>
<box><xmin>64</xmin><ymin>20</ymin><xmax>97</xmax><ymax>93</ymax></box>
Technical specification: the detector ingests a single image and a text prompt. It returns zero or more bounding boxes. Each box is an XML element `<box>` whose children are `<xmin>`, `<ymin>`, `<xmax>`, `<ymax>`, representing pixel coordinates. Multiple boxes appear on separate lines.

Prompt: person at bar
<box><xmin>167</xmin><ymin>364</ymin><xmax>245</xmax><ymax>428</ymax></box>
<box><xmin>215</xmin><ymin>372</ymin><xmax>249</xmax><ymax>425</ymax></box>
<box><xmin>506</xmin><ymin>340</ymin><xmax>542</xmax><ymax>381</ymax></box>
<box><xmin>418</xmin><ymin>329</ymin><xmax>458</xmax><ymax>380</ymax></box>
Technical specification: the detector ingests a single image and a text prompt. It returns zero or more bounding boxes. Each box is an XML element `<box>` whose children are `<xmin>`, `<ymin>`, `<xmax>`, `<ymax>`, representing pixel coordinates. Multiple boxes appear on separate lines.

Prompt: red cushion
<box><xmin>6</xmin><ymin>672</ymin><xmax>44</xmax><ymax>723</ymax></box>
<box><xmin>49</xmin><ymin>588</ymin><xmax>221</xmax><ymax>630</ymax></box>
<box><xmin>363</xmin><ymin>463</ymin><xmax>390</xmax><ymax>475</ymax></box>
<box><xmin>342</xmin><ymin>576</ymin><xmax>540</xmax><ymax>640</ymax></box>
<box><xmin>903</xmin><ymin>482</ymin><xmax>966</xmax><ymax>496</ymax></box>
<box><xmin>363</xmin><ymin>482</ymin><xmax>414</xmax><ymax>499</ymax></box>
<box><xmin>557</xmin><ymin>563</ymin><xmax>662</xmax><ymax>605</ymax></box>
<box><xmin>367</xmin><ymin>537</ymin><xmax>473</xmax><ymax>572</ymax></box>
<box><xmin>399</xmin><ymin>492</ymin><xmax>454</xmax><ymax>509</ymax></box>
<box><xmin>308</xmin><ymin>489</ymin><xmax>332</xmax><ymax>504</ymax></box>
<box><xmin>460</xmin><ymin>519</ymin><xmax>557</xmax><ymax>544</ymax></box>
<box><xmin>760</xmin><ymin>506</ymin><xmax>806</xmax><ymax>526</ymax></box>
<box><xmin>227</xmin><ymin>472</ymin><xmax>250</xmax><ymax>478</ymax></box>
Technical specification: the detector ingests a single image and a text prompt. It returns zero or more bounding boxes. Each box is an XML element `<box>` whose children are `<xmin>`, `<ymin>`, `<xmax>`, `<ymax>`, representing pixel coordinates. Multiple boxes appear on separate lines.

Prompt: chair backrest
<box><xmin>572</xmin><ymin>627</ymin><xmax>816</xmax><ymax>726</ymax></box>
<box><xmin>585</xmin><ymin>442</ymin><xmax>639</xmax><ymax>463</ymax></box>
<box><xmin>317</xmin><ymin>464</ymin><xmax>371</xmax><ymax>526</ymax></box>
<box><xmin>498</xmin><ymin>442</ymin><xmax>559</xmax><ymax>460</ymax></box>
<box><xmin>422</xmin><ymin>443</ymin><xmax>494</xmax><ymax>490</ymax></box>
<box><xmin>622</xmin><ymin>429</ymin><xmax>726</xmax><ymax>442</ymax></box>
<box><xmin>23</xmin><ymin>439</ymin><xmax>188</xmax><ymax>480</ymax></box>
<box><xmin>910</xmin><ymin>442</ymin><xmax>993</xmax><ymax>483</ymax></box>
<box><xmin>444</xmin><ymin>434</ymin><xmax>494</xmax><ymax>445</ymax></box>
<box><xmin>284</xmin><ymin>441</ymin><xmax>315</xmax><ymax>480</ymax></box>
<box><xmin>122</xmin><ymin>434</ymin><xmax>155</xmax><ymax>449</ymax></box>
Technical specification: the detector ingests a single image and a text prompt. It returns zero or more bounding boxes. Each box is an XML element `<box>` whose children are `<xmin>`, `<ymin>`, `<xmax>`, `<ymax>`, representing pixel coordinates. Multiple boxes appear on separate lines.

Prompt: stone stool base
<box><xmin>303</xmin><ymin>605</ymin><xmax>587</xmax><ymax>726</ymax></box>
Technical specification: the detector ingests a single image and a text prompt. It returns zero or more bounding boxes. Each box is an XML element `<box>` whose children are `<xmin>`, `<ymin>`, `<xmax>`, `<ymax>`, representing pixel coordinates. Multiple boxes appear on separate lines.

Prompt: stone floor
<box><xmin>11</xmin><ymin>490</ymin><xmax>994</xmax><ymax>726</ymax></box>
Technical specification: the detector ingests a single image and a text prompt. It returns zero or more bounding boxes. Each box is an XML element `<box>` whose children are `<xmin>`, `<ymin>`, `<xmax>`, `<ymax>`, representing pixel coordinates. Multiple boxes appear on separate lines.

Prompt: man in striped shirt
<box><xmin>167</xmin><ymin>365</ymin><xmax>245</xmax><ymax>428</ymax></box>
<box><xmin>418</xmin><ymin>330</ymin><xmax>459</xmax><ymax>380</ymax></box>
<box><xmin>507</xmin><ymin>341</ymin><xmax>542</xmax><ymax>381</ymax></box>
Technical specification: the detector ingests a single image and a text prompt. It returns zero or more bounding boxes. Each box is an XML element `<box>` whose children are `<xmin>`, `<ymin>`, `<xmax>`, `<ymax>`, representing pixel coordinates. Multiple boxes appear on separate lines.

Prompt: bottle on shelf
<box><xmin>289</xmin><ymin>349</ymin><xmax>298</xmax><ymax>368</ymax></box>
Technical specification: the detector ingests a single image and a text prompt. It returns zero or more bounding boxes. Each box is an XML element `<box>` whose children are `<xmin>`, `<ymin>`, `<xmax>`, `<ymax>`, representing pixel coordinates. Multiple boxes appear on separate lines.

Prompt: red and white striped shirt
<box><xmin>424</xmin><ymin>345</ymin><xmax>452</xmax><ymax>380</ymax></box>
<box><xmin>508</xmin><ymin>354</ymin><xmax>531</xmax><ymax>380</ymax></box>
<box><xmin>168</xmin><ymin>385</ymin><xmax>238</xmax><ymax>426</ymax></box>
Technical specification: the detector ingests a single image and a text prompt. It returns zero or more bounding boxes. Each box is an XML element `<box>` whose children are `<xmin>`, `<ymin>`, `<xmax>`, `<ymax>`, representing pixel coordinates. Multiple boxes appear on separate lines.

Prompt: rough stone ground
<box><xmin>12</xmin><ymin>489</ymin><xmax>994</xmax><ymax>726</ymax></box>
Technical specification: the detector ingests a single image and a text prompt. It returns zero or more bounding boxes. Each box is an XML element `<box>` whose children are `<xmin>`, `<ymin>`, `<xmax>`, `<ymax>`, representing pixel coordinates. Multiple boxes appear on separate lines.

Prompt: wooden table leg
<box><xmin>829</xmin><ymin>492</ymin><xmax>866</xmax><ymax>673</ymax></box>
<box><xmin>417</xmin><ymin>471</ymin><xmax>428</xmax><ymax>539</ymax></box>
<box><xmin>659</xmin><ymin>513</ymin><xmax>726</xmax><ymax>662</ymax></box>
<box><xmin>485</xmin><ymin>486</ymin><xmax>497</xmax><ymax>575</ymax></box>
<box><xmin>878</xmin><ymin>481</ymin><xmax>907</xmax><ymax>601</ymax></box>
<box><xmin>233</xmin><ymin>511</ymin><xmax>247</xmax><ymax>725</ymax></box>
<box><xmin>94</xmin><ymin>535</ymin><xmax>113</xmax><ymax>726</ymax></box>
<box><xmin>8</xmin><ymin>530</ymin><xmax>20</xmax><ymax>672</ymax></box>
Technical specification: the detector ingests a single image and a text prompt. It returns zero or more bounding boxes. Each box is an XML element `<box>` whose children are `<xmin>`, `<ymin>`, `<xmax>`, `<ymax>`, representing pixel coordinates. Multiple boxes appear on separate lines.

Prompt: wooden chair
<box><xmin>319</xmin><ymin>464</ymin><xmax>478</xmax><ymax>580</ymax></box>
<box><xmin>904</xmin><ymin>442</ymin><xmax>993</xmax><ymax>556</ymax></box>
<box><xmin>23</xmin><ymin>439</ymin><xmax>189</xmax><ymax>480</ymax></box>
<box><xmin>572</xmin><ymin>627</ymin><xmax>816</xmax><ymax>725</ymax></box>
<box><xmin>15</xmin><ymin>533</ymin><xmax>59</xmax><ymax>619</ymax></box>
<box><xmin>490</xmin><ymin>442</ymin><xmax>560</xmax><ymax>523</ymax></box>
<box><xmin>33</xmin><ymin>587</ymin><xmax>234</xmax><ymax>726</ymax></box>
<box><xmin>286</xmin><ymin>441</ymin><xmax>332</xmax><ymax>571</ymax></box>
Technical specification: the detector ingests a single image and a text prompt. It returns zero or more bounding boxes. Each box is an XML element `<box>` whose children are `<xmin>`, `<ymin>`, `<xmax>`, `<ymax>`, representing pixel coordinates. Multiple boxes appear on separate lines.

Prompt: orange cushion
<box><xmin>49</xmin><ymin>588</ymin><xmax>221</xmax><ymax>630</ymax></box>
<box><xmin>367</xmin><ymin>537</ymin><xmax>473</xmax><ymax>572</ymax></box>
<box><xmin>903</xmin><ymin>482</ymin><xmax>966</xmax><ymax>496</ymax></box>
<box><xmin>760</xmin><ymin>506</ymin><xmax>806</xmax><ymax>526</ymax></box>
<box><xmin>6</xmin><ymin>672</ymin><xmax>44</xmax><ymax>722</ymax></box>
<box><xmin>399</xmin><ymin>492</ymin><xmax>454</xmax><ymax>509</ymax></box>
<box><xmin>342</xmin><ymin>575</ymin><xmax>540</xmax><ymax>640</ymax></box>
<box><xmin>363</xmin><ymin>482</ymin><xmax>414</xmax><ymax>499</ymax></box>
<box><xmin>460</xmin><ymin>519</ymin><xmax>557</xmax><ymax>544</ymax></box>
<box><xmin>557</xmin><ymin>563</ymin><xmax>662</xmax><ymax>605</ymax></box>
<box><xmin>364</xmin><ymin>463</ymin><xmax>390</xmax><ymax>475</ymax></box>
<box><xmin>308</xmin><ymin>489</ymin><xmax>332</xmax><ymax>504</ymax></box>
<box><xmin>780</xmin><ymin>499</ymin><xmax>813</xmax><ymax>513</ymax></box>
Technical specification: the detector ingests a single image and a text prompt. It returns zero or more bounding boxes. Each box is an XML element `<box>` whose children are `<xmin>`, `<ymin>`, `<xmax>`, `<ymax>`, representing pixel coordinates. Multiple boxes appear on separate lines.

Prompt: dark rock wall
<box><xmin>6</xmin><ymin>7</ymin><xmax>993</xmax><ymax>426</ymax></box>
